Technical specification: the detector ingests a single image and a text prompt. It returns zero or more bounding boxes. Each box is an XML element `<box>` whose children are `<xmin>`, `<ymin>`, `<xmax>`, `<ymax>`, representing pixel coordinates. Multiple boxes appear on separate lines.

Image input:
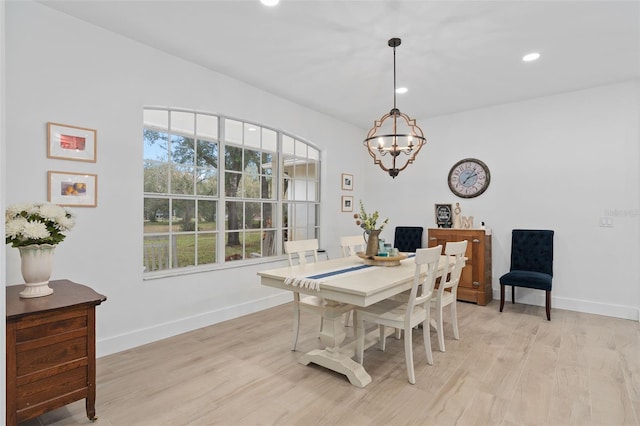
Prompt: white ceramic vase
<box><xmin>18</xmin><ymin>244</ymin><xmax>56</xmax><ymax>298</ymax></box>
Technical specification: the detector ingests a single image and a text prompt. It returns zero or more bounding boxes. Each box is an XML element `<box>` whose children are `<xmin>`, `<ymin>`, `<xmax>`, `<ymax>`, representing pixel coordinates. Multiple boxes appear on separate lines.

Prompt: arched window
<box><xmin>143</xmin><ymin>108</ymin><xmax>320</xmax><ymax>274</ymax></box>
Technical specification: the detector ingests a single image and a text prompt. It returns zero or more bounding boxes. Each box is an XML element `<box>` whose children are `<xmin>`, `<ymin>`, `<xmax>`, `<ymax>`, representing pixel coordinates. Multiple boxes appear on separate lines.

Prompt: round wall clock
<box><xmin>448</xmin><ymin>158</ymin><xmax>491</xmax><ymax>198</ymax></box>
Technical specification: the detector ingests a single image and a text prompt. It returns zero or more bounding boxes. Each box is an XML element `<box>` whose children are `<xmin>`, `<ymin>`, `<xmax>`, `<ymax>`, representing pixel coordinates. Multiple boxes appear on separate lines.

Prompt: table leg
<box><xmin>298</xmin><ymin>300</ymin><xmax>372</xmax><ymax>388</ymax></box>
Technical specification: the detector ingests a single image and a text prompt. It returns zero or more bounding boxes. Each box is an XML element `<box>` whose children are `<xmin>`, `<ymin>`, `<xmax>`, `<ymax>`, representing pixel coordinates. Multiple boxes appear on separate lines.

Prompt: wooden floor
<box><xmin>23</xmin><ymin>300</ymin><xmax>640</xmax><ymax>426</ymax></box>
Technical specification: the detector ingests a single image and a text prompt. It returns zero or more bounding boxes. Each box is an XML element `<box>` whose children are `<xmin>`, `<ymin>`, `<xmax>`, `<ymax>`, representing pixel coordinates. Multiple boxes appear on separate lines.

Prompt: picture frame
<box><xmin>341</xmin><ymin>195</ymin><xmax>354</xmax><ymax>212</ymax></box>
<box><xmin>48</xmin><ymin>171</ymin><xmax>98</xmax><ymax>207</ymax></box>
<box><xmin>434</xmin><ymin>203</ymin><xmax>453</xmax><ymax>228</ymax></box>
<box><xmin>47</xmin><ymin>122</ymin><xmax>97</xmax><ymax>162</ymax></box>
<box><xmin>341</xmin><ymin>173</ymin><xmax>353</xmax><ymax>191</ymax></box>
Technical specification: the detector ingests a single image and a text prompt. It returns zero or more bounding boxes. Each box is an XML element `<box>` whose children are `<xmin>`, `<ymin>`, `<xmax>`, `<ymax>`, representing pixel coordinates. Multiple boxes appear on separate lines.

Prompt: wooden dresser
<box><xmin>427</xmin><ymin>228</ymin><xmax>492</xmax><ymax>305</ymax></box>
<box><xmin>6</xmin><ymin>280</ymin><xmax>106</xmax><ymax>425</ymax></box>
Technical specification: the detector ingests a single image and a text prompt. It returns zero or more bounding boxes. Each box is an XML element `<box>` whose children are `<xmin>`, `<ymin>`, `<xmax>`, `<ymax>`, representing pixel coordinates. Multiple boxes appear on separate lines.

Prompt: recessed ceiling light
<box><xmin>522</xmin><ymin>52</ymin><xmax>541</xmax><ymax>62</ymax></box>
<box><xmin>261</xmin><ymin>0</ymin><xmax>279</xmax><ymax>6</ymax></box>
<box><xmin>396</xmin><ymin>87</ymin><xmax>408</xmax><ymax>94</ymax></box>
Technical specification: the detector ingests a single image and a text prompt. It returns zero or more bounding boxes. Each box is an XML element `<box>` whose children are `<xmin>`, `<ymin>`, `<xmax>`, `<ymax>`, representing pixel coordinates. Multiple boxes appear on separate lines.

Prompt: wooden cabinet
<box><xmin>427</xmin><ymin>228</ymin><xmax>492</xmax><ymax>306</ymax></box>
<box><xmin>6</xmin><ymin>280</ymin><xmax>106</xmax><ymax>425</ymax></box>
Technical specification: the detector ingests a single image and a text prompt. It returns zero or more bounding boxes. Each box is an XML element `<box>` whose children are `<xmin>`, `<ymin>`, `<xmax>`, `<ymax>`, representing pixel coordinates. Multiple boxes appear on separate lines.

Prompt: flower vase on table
<box><xmin>364</xmin><ymin>229</ymin><xmax>381</xmax><ymax>257</ymax></box>
<box><xmin>18</xmin><ymin>244</ymin><xmax>57</xmax><ymax>298</ymax></box>
<box><xmin>5</xmin><ymin>202</ymin><xmax>75</xmax><ymax>298</ymax></box>
<box><xmin>354</xmin><ymin>200</ymin><xmax>389</xmax><ymax>258</ymax></box>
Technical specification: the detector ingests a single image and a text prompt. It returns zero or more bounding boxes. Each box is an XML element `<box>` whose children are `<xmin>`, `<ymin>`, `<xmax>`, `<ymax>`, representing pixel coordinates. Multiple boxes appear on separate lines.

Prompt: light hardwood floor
<box><xmin>23</xmin><ymin>300</ymin><xmax>640</xmax><ymax>426</ymax></box>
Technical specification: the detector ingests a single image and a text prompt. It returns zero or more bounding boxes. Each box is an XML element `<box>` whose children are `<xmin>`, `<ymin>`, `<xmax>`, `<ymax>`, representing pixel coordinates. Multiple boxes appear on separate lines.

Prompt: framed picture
<box><xmin>341</xmin><ymin>173</ymin><xmax>353</xmax><ymax>191</ymax></box>
<box><xmin>47</xmin><ymin>122</ymin><xmax>97</xmax><ymax>162</ymax></box>
<box><xmin>434</xmin><ymin>203</ymin><xmax>453</xmax><ymax>228</ymax></box>
<box><xmin>48</xmin><ymin>171</ymin><xmax>98</xmax><ymax>207</ymax></box>
<box><xmin>341</xmin><ymin>195</ymin><xmax>354</xmax><ymax>212</ymax></box>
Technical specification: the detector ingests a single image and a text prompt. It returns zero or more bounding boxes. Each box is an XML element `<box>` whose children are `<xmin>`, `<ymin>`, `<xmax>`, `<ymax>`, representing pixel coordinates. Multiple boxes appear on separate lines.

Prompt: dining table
<box><xmin>257</xmin><ymin>253</ymin><xmax>460</xmax><ymax>388</ymax></box>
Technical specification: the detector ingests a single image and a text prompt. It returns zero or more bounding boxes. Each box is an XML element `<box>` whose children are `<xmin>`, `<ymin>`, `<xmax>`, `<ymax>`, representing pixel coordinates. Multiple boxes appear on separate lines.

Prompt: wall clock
<box><xmin>448</xmin><ymin>158</ymin><xmax>491</xmax><ymax>198</ymax></box>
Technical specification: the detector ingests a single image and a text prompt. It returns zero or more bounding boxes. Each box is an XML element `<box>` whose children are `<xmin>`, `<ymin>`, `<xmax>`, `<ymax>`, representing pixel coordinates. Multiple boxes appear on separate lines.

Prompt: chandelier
<box><xmin>364</xmin><ymin>38</ymin><xmax>426</xmax><ymax>178</ymax></box>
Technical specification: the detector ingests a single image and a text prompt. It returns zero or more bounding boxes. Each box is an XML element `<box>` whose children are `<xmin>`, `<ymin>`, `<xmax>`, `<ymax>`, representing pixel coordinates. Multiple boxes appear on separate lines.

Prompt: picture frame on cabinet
<box><xmin>341</xmin><ymin>195</ymin><xmax>354</xmax><ymax>212</ymax></box>
<box><xmin>47</xmin><ymin>122</ymin><xmax>97</xmax><ymax>162</ymax></box>
<box><xmin>48</xmin><ymin>171</ymin><xmax>98</xmax><ymax>207</ymax></box>
<box><xmin>435</xmin><ymin>203</ymin><xmax>453</xmax><ymax>228</ymax></box>
<box><xmin>341</xmin><ymin>173</ymin><xmax>353</xmax><ymax>190</ymax></box>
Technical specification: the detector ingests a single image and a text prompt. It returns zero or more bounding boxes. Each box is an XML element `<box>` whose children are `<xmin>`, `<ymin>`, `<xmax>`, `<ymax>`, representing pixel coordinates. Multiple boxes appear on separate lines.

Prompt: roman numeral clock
<box><xmin>447</xmin><ymin>158</ymin><xmax>491</xmax><ymax>198</ymax></box>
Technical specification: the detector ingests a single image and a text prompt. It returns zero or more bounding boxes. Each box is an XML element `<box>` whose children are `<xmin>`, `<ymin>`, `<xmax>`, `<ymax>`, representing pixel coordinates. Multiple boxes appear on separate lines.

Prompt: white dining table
<box><xmin>257</xmin><ymin>254</ymin><xmax>458</xmax><ymax>388</ymax></box>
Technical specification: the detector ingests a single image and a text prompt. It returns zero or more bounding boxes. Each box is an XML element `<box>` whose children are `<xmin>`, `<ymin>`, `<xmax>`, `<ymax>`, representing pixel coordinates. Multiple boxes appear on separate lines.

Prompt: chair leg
<box><xmin>546</xmin><ymin>291</ymin><xmax>551</xmax><ymax>321</ymax></box>
<box><xmin>451</xmin><ymin>302</ymin><xmax>459</xmax><ymax>340</ymax></box>
<box><xmin>500</xmin><ymin>284</ymin><xmax>505</xmax><ymax>312</ymax></box>
<box><xmin>422</xmin><ymin>319</ymin><xmax>433</xmax><ymax>366</ymax></box>
<box><xmin>512</xmin><ymin>286</ymin><xmax>515</xmax><ymax>304</ymax></box>
<box><xmin>379</xmin><ymin>326</ymin><xmax>387</xmax><ymax>351</ymax></box>
<box><xmin>291</xmin><ymin>293</ymin><xmax>301</xmax><ymax>351</ymax></box>
<box><xmin>436</xmin><ymin>308</ymin><xmax>445</xmax><ymax>352</ymax></box>
<box><xmin>404</xmin><ymin>325</ymin><xmax>416</xmax><ymax>384</ymax></box>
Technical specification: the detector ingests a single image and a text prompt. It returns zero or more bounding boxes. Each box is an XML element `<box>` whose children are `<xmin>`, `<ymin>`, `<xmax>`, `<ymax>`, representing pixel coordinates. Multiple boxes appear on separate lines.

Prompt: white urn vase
<box><xmin>18</xmin><ymin>244</ymin><xmax>57</xmax><ymax>298</ymax></box>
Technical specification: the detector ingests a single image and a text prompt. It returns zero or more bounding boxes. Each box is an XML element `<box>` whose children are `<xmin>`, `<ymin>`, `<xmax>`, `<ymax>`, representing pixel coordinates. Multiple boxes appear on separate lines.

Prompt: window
<box><xmin>143</xmin><ymin>109</ymin><xmax>320</xmax><ymax>274</ymax></box>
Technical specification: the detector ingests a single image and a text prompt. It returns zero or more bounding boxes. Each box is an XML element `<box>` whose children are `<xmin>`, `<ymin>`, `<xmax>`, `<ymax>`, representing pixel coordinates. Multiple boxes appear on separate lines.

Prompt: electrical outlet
<box><xmin>599</xmin><ymin>216</ymin><xmax>614</xmax><ymax>227</ymax></box>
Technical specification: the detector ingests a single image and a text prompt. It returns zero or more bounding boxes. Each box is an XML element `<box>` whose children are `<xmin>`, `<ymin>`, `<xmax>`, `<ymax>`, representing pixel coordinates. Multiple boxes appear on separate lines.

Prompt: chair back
<box><xmin>284</xmin><ymin>239</ymin><xmax>319</xmax><ymax>266</ymax></box>
<box><xmin>144</xmin><ymin>236</ymin><xmax>178</xmax><ymax>272</ymax></box>
<box><xmin>438</xmin><ymin>240</ymin><xmax>468</xmax><ymax>296</ymax></box>
<box><xmin>393</xmin><ymin>226</ymin><xmax>424</xmax><ymax>252</ymax></box>
<box><xmin>406</xmin><ymin>246</ymin><xmax>442</xmax><ymax>321</ymax></box>
<box><xmin>510</xmin><ymin>230</ymin><xmax>554</xmax><ymax>275</ymax></box>
<box><xmin>340</xmin><ymin>235</ymin><xmax>365</xmax><ymax>257</ymax></box>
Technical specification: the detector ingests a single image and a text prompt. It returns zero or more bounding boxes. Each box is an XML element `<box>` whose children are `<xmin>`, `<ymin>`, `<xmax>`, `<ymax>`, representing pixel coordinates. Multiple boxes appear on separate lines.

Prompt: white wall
<box><xmin>4</xmin><ymin>1</ymin><xmax>367</xmax><ymax>356</ymax></box>
<box><xmin>366</xmin><ymin>81</ymin><xmax>640</xmax><ymax>320</ymax></box>
<box><xmin>1</xmin><ymin>0</ymin><xmax>7</xmax><ymax>421</ymax></box>
<box><xmin>4</xmin><ymin>2</ymin><xmax>639</xmax><ymax>362</ymax></box>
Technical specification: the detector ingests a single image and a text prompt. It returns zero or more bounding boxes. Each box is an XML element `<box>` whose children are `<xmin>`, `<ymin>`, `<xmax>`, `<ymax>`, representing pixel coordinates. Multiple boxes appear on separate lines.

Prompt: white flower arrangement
<box><xmin>354</xmin><ymin>200</ymin><xmax>389</xmax><ymax>232</ymax></box>
<box><xmin>5</xmin><ymin>202</ymin><xmax>75</xmax><ymax>248</ymax></box>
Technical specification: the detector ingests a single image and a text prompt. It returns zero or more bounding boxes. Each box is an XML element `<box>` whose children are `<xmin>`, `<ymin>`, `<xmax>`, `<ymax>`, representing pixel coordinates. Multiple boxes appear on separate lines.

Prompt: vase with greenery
<box><xmin>354</xmin><ymin>200</ymin><xmax>389</xmax><ymax>257</ymax></box>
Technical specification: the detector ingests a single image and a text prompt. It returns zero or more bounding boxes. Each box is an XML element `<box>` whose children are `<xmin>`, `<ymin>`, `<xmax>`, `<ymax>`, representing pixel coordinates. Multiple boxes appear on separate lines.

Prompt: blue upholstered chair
<box><xmin>499</xmin><ymin>229</ymin><xmax>554</xmax><ymax>320</ymax></box>
<box><xmin>393</xmin><ymin>226</ymin><xmax>423</xmax><ymax>253</ymax></box>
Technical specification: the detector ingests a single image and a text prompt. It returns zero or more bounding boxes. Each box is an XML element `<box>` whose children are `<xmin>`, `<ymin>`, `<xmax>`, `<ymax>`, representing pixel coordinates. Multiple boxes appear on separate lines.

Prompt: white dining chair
<box><xmin>355</xmin><ymin>246</ymin><xmax>442</xmax><ymax>384</ymax></box>
<box><xmin>284</xmin><ymin>238</ymin><xmax>325</xmax><ymax>351</ymax></box>
<box><xmin>340</xmin><ymin>235</ymin><xmax>365</xmax><ymax>257</ymax></box>
<box><xmin>431</xmin><ymin>240</ymin><xmax>467</xmax><ymax>352</ymax></box>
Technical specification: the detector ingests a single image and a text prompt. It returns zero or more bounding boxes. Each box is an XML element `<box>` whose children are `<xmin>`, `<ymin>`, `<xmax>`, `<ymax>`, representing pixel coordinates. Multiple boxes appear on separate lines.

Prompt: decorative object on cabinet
<box><xmin>341</xmin><ymin>173</ymin><xmax>353</xmax><ymax>190</ymax></box>
<box><xmin>5</xmin><ymin>202</ymin><xmax>75</xmax><ymax>298</ymax></box>
<box><xmin>363</xmin><ymin>38</ymin><xmax>426</xmax><ymax>179</ymax></box>
<box><xmin>341</xmin><ymin>195</ymin><xmax>354</xmax><ymax>212</ymax></box>
<box><xmin>448</xmin><ymin>158</ymin><xmax>490</xmax><ymax>198</ymax></box>
<box><xmin>48</xmin><ymin>171</ymin><xmax>98</xmax><ymax>207</ymax></box>
<box><xmin>427</xmin><ymin>228</ymin><xmax>492</xmax><ymax>305</ymax></box>
<box><xmin>47</xmin><ymin>122</ymin><xmax>97</xmax><ymax>162</ymax></box>
<box><xmin>461</xmin><ymin>215</ymin><xmax>474</xmax><ymax>229</ymax></box>
<box><xmin>453</xmin><ymin>202</ymin><xmax>462</xmax><ymax>228</ymax></box>
<box><xmin>6</xmin><ymin>280</ymin><xmax>107</xmax><ymax>425</ymax></box>
<box><xmin>499</xmin><ymin>229</ymin><xmax>554</xmax><ymax>320</ymax></box>
<box><xmin>434</xmin><ymin>204</ymin><xmax>452</xmax><ymax>228</ymax></box>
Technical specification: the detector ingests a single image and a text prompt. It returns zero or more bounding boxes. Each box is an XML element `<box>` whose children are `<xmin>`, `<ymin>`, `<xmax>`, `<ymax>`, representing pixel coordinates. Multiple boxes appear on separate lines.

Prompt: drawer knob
<box><xmin>472</xmin><ymin>281</ymin><xmax>480</xmax><ymax>287</ymax></box>
<box><xmin>473</xmin><ymin>239</ymin><xmax>480</xmax><ymax>243</ymax></box>
<box><xmin>429</xmin><ymin>237</ymin><xmax>437</xmax><ymax>241</ymax></box>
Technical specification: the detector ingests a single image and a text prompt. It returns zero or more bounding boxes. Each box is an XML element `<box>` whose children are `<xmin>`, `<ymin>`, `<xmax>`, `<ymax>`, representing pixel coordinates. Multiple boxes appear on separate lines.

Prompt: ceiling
<box><xmin>38</xmin><ymin>0</ymin><xmax>640</xmax><ymax>129</ymax></box>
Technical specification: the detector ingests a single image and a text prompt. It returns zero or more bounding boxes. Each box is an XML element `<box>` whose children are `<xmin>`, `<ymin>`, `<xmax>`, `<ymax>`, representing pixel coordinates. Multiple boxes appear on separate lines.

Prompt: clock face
<box><xmin>448</xmin><ymin>158</ymin><xmax>491</xmax><ymax>198</ymax></box>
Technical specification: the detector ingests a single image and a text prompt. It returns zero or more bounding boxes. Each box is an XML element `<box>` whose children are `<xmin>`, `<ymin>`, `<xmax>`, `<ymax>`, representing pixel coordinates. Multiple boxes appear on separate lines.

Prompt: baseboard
<box><xmin>491</xmin><ymin>288</ymin><xmax>639</xmax><ymax>321</ymax></box>
<box><xmin>96</xmin><ymin>292</ymin><xmax>291</xmax><ymax>358</ymax></box>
